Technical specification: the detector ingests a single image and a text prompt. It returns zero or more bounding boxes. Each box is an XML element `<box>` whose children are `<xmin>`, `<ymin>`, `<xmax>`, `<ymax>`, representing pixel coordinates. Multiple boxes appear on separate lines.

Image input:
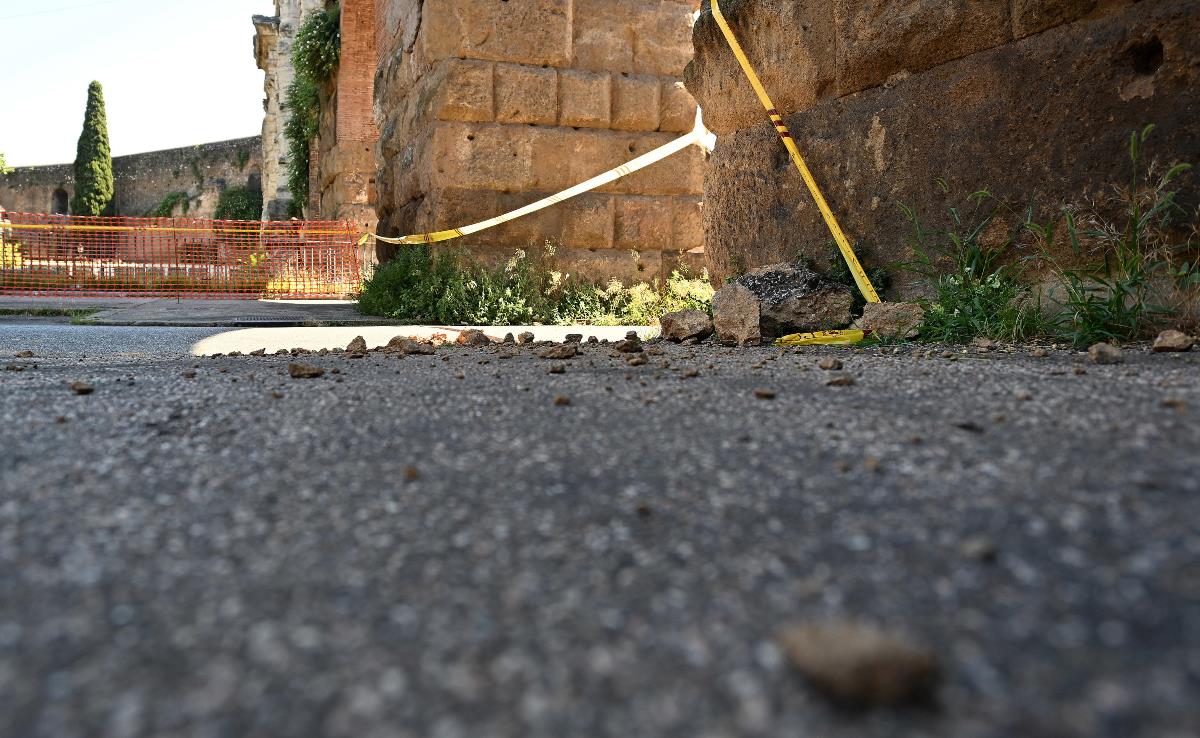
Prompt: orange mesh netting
<box><xmin>0</xmin><ymin>212</ymin><xmax>363</xmax><ymax>299</ymax></box>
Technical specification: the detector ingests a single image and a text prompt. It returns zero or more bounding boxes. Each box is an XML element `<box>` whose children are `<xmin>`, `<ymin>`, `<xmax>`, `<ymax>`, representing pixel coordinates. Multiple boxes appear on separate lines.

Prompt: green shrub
<box><xmin>72</xmin><ymin>81</ymin><xmax>114</xmax><ymax>216</ymax></box>
<box><xmin>214</xmin><ymin>186</ymin><xmax>264</xmax><ymax>221</ymax></box>
<box><xmin>283</xmin><ymin>4</ymin><xmax>341</xmax><ymax>212</ymax></box>
<box><xmin>0</xmin><ymin>151</ymin><xmax>11</xmax><ymax>176</ymax></box>
<box><xmin>145</xmin><ymin>192</ymin><xmax>190</xmax><ymax>218</ymax></box>
<box><xmin>901</xmin><ymin>187</ymin><xmax>1046</xmax><ymax>343</ymax></box>
<box><xmin>1030</xmin><ymin>125</ymin><xmax>1198</xmax><ymax>345</ymax></box>
<box><xmin>358</xmin><ymin>244</ymin><xmax>714</xmax><ymax>326</ymax></box>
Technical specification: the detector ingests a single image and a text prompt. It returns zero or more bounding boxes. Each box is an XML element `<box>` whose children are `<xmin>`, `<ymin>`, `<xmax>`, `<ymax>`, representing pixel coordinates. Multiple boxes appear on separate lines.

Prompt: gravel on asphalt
<box><xmin>1</xmin><ymin>331</ymin><xmax>1198</xmax><ymax>738</ymax></box>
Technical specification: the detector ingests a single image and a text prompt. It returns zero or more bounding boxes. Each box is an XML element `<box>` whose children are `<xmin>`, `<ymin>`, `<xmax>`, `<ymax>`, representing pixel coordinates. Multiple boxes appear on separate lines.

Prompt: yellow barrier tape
<box><xmin>364</xmin><ymin>129</ymin><xmax>704</xmax><ymax>246</ymax></box>
<box><xmin>710</xmin><ymin>0</ymin><xmax>878</xmax><ymax>349</ymax></box>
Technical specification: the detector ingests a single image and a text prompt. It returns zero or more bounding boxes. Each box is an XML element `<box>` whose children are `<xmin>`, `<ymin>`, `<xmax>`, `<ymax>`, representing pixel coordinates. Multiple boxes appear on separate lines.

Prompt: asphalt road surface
<box><xmin>1</xmin><ymin>325</ymin><xmax>1198</xmax><ymax>737</ymax></box>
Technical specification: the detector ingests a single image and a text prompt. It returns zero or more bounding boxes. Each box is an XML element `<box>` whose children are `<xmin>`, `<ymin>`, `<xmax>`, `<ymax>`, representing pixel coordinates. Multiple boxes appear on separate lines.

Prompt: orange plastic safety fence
<box><xmin>0</xmin><ymin>212</ymin><xmax>363</xmax><ymax>299</ymax></box>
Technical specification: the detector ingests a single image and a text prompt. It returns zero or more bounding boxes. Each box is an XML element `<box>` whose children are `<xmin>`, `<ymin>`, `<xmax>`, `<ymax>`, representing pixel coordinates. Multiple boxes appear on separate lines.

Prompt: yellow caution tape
<box><xmin>363</xmin><ymin>128</ymin><xmax>705</xmax><ymax>246</ymax></box>
<box><xmin>776</xmin><ymin>329</ymin><xmax>870</xmax><ymax>347</ymax></box>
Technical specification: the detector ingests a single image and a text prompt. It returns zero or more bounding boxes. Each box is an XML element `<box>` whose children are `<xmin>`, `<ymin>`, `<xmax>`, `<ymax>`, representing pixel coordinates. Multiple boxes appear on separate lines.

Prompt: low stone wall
<box><xmin>373</xmin><ymin>0</ymin><xmax>706</xmax><ymax>285</ymax></box>
<box><xmin>685</xmin><ymin>0</ymin><xmax>1200</xmax><ymax>289</ymax></box>
<box><xmin>0</xmin><ymin>137</ymin><xmax>264</xmax><ymax>219</ymax></box>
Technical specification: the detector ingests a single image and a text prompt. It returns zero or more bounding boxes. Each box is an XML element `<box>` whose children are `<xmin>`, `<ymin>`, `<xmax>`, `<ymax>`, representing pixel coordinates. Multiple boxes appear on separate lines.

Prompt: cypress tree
<box><xmin>72</xmin><ymin>81</ymin><xmax>114</xmax><ymax>216</ymax></box>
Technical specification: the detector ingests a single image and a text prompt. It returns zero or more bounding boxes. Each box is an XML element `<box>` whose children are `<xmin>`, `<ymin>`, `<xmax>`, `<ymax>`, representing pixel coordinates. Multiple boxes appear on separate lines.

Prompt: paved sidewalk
<box><xmin>0</xmin><ymin>295</ymin><xmax>383</xmax><ymax>326</ymax></box>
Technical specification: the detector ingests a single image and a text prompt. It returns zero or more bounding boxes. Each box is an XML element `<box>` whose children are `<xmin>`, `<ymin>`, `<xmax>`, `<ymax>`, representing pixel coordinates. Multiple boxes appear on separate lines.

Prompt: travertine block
<box><xmin>432</xmin><ymin>59</ymin><xmax>495</xmax><ymax>123</ymax></box>
<box><xmin>612</xmin><ymin>74</ymin><xmax>661</xmax><ymax>132</ymax></box>
<box><xmin>615</xmin><ymin>196</ymin><xmax>673</xmax><ymax>250</ymax></box>
<box><xmin>495</xmin><ymin>64</ymin><xmax>558</xmax><ymax>125</ymax></box>
<box><xmin>421</xmin><ymin>0</ymin><xmax>572</xmax><ymax>66</ymax></box>
<box><xmin>659</xmin><ymin>79</ymin><xmax>697</xmax><ymax>133</ymax></box>
<box><xmin>559</xmin><ymin>69</ymin><xmax>612</xmax><ymax>129</ymax></box>
<box><xmin>560</xmin><ymin>193</ymin><xmax>616</xmax><ymax>249</ymax></box>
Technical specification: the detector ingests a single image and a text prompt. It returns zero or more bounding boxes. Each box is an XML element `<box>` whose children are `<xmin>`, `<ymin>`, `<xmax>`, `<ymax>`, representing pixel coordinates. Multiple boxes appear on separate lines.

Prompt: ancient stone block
<box><xmin>430</xmin><ymin>121</ymin><xmax>536</xmax><ymax>192</ymax></box>
<box><xmin>1010</xmin><ymin>0</ymin><xmax>1137</xmax><ymax>39</ymax></box>
<box><xmin>685</xmin><ymin>0</ymin><xmax>836</xmax><ymax>135</ymax></box>
<box><xmin>572</xmin><ymin>0</ymin><xmax>694</xmax><ymax>76</ymax></box>
<box><xmin>616</xmin><ymin>196</ymin><xmax>674</xmax><ymax>250</ymax></box>
<box><xmin>421</xmin><ymin>0</ymin><xmax>573</xmax><ymax>66</ymax></box>
<box><xmin>696</xmin><ymin>0</ymin><xmax>1200</xmax><ymax>286</ymax></box>
<box><xmin>495</xmin><ymin>64</ymin><xmax>558</xmax><ymax>125</ymax></box>
<box><xmin>611</xmin><ymin>74</ymin><xmax>661</xmax><ymax>132</ymax></box>
<box><xmin>559</xmin><ymin>69</ymin><xmax>612</xmax><ymax>129</ymax></box>
<box><xmin>833</xmin><ymin>0</ymin><xmax>1012</xmax><ymax>97</ymax></box>
<box><xmin>552</xmin><ymin>246</ymin><xmax>665</xmax><ymax>284</ymax></box>
<box><xmin>659</xmin><ymin>80</ymin><xmax>697</xmax><ymax>133</ymax></box>
<box><xmin>671</xmin><ymin>195</ymin><xmax>704</xmax><ymax>252</ymax></box>
<box><xmin>560</xmin><ymin>193</ymin><xmax>616</xmax><ymax>249</ymax></box>
<box><xmin>432</xmin><ymin>59</ymin><xmax>495</xmax><ymax>123</ymax></box>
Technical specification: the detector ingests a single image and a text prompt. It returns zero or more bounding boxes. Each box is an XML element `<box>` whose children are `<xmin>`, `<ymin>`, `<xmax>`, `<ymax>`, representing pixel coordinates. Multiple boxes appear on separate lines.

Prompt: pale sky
<box><xmin>0</xmin><ymin>0</ymin><xmax>276</xmax><ymax>167</ymax></box>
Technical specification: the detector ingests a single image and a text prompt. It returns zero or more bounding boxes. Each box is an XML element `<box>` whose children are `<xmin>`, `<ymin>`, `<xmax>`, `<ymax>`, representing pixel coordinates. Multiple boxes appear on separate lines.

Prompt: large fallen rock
<box><xmin>1152</xmin><ymin>329</ymin><xmax>1195</xmax><ymax>352</ymax></box>
<box><xmin>659</xmin><ymin>309</ymin><xmax>714</xmax><ymax>342</ymax></box>
<box><xmin>712</xmin><ymin>262</ymin><xmax>853</xmax><ymax>344</ymax></box>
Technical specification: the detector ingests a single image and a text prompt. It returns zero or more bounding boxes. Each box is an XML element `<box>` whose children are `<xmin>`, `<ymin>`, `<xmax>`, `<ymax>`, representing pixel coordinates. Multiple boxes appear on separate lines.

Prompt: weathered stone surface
<box><xmin>714</xmin><ymin>262</ymin><xmax>854</xmax><ymax>344</ymax></box>
<box><xmin>659</xmin><ymin>309</ymin><xmax>714</xmax><ymax>342</ymax></box>
<box><xmin>692</xmin><ymin>0</ymin><xmax>1200</xmax><ymax>286</ymax></box>
<box><xmin>1152</xmin><ymin>329</ymin><xmax>1195</xmax><ymax>352</ymax></box>
<box><xmin>860</xmin><ymin>302</ymin><xmax>925</xmax><ymax>340</ymax></box>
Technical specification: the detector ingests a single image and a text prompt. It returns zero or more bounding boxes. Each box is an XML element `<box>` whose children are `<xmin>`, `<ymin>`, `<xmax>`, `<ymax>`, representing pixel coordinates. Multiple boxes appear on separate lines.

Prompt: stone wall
<box><xmin>254</xmin><ymin>0</ymin><xmax>326</xmax><ymax>220</ymax></box>
<box><xmin>0</xmin><ymin>137</ymin><xmax>263</xmax><ymax>219</ymax></box>
<box><xmin>373</xmin><ymin>0</ymin><xmax>706</xmax><ymax>285</ymax></box>
<box><xmin>685</xmin><ymin>0</ymin><xmax>1200</xmax><ymax>288</ymax></box>
<box><xmin>313</xmin><ymin>0</ymin><xmax>380</xmax><ymax>240</ymax></box>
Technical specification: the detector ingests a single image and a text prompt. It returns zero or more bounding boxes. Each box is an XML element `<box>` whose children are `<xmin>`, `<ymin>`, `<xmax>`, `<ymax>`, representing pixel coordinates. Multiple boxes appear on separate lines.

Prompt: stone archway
<box><xmin>51</xmin><ymin>188</ymin><xmax>69</xmax><ymax>215</ymax></box>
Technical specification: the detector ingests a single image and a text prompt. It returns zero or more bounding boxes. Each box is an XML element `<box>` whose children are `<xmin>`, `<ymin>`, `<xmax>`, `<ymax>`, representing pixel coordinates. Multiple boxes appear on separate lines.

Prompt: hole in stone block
<box><xmin>1124</xmin><ymin>36</ymin><xmax>1164</xmax><ymax>75</ymax></box>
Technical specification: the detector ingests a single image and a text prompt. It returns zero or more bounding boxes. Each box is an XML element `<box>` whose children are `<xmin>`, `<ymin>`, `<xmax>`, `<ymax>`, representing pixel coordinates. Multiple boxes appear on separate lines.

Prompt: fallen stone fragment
<box><xmin>15</xmin><ymin>350</ymin><xmax>35</xmax><ymax>358</ymax></box>
<box><xmin>972</xmin><ymin>337</ymin><xmax>998</xmax><ymax>352</ymax></box>
<box><xmin>613</xmin><ymin>339</ymin><xmax>643</xmax><ymax>354</ymax></box>
<box><xmin>288</xmin><ymin>363</ymin><xmax>325</xmax><ymax>379</ymax></box>
<box><xmin>457</xmin><ymin>329</ymin><xmax>491</xmax><ymax>347</ymax></box>
<box><xmin>69</xmin><ymin>381</ymin><xmax>94</xmax><ymax>395</ymax></box>
<box><xmin>517</xmin><ymin>332</ymin><xmax>535</xmax><ymax>344</ymax></box>
<box><xmin>1088</xmin><ymin>342</ymin><xmax>1125</xmax><ymax>365</ymax></box>
<box><xmin>275</xmin><ymin>349</ymin><xmax>289</xmax><ymax>356</ymax></box>
<box><xmin>1031</xmin><ymin>347</ymin><xmax>1049</xmax><ymax>358</ymax></box>
<box><xmin>859</xmin><ymin>302</ymin><xmax>925</xmax><ymax>340</ymax></box>
<box><xmin>554</xmin><ymin>395</ymin><xmax>571</xmax><ymax>406</ymax></box>
<box><xmin>1152</xmin><ymin>330</ymin><xmax>1195</xmax><ymax>353</ymax></box>
<box><xmin>680</xmin><ymin>368</ymin><xmax>700</xmax><ymax>378</ymax></box>
<box><xmin>4</xmin><ymin>364</ymin><xmax>23</xmax><ymax>372</ymax></box>
<box><xmin>626</xmin><ymin>355</ymin><xmax>648</xmax><ymax>367</ymax></box>
<box><xmin>659</xmin><ymin>309</ymin><xmax>714</xmax><ymax>343</ymax></box>
<box><xmin>389</xmin><ymin>337</ymin><xmax>435</xmax><ymax>355</ymax></box>
<box><xmin>826</xmin><ymin>374</ymin><xmax>856</xmax><ymax>387</ymax></box>
<box><xmin>625</xmin><ymin>331</ymin><xmax>640</xmax><ymax>341</ymax></box>
<box><xmin>955</xmin><ymin>421</ymin><xmax>985</xmax><ymax>433</ymax></box>
<box><xmin>819</xmin><ymin>357</ymin><xmax>844</xmax><ymax>371</ymax></box>
<box><xmin>712</xmin><ymin>262</ymin><xmax>853</xmax><ymax>345</ymax></box>
<box><xmin>497</xmin><ymin>347</ymin><xmax>518</xmax><ymax>359</ymax></box>
<box><xmin>503</xmin><ymin>333</ymin><xmax>515</xmax><ymax>344</ymax></box>
<box><xmin>404</xmin><ymin>466</ymin><xmax>420</xmax><ymax>482</ymax></box>
<box><xmin>777</xmin><ymin>621</ymin><xmax>940</xmax><ymax>707</ymax></box>
<box><xmin>586</xmin><ymin>336</ymin><xmax>598</xmax><ymax>343</ymax></box>
<box><xmin>960</xmin><ymin>535</ymin><xmax>998</xmax><ymax>563</ymax></box>
<box><xmin>181</xmin><ymin>370</ymin><xmax>197</xmax><ymax>379</ymax></box>
<box><xmin>565</xmin><ymin>333</ymin><xmax>583</xmax><ymax>343</ymax></box>
<box><xmin>753</xmin><ymin>388</ymin><xmax>777</xmax><ymax>399</ymax></box>
<box><xmin>346</xmin><ymin>336</ymin><xmax>368</xmax><ymax>353</ymax></box>
<box><xmin>539</xmin><ymin>344</ymin><xmax>578</xmax><ymax>360</ymax></box>
<box><xmin>547</xmin><ymin>363</ymin><xmax>566</xmax><ymax>375</ymax></box>
<box><xmin>249</xmin><ymin>348</ymin><xmax>266</xmax><ymax>357</ymax></box>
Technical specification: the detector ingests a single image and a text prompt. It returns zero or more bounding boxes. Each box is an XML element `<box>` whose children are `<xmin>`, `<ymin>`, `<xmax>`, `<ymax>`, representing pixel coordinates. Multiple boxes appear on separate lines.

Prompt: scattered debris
<box><xmin>1152</xmin><ymin>330</ymin><xmax>1195</xmax><ymax>353</ymax></box>
<box><xmin>659</xmin><ymin>309</ymin><xmax>714</xmax><ymax>343</ymax></box>
<box><xmin>565</xmin><ymin>333</ymin><xmax>584</xmax><ymax>343</ymax></box>
<box><xmin>404</xmin><ymin>466</ymin><xmax>420</xmax><ymax>482</ymax></box>
<box><xmin>826</xmin><ymin>374</ymin><xmax>856</xmax><ymax>387</ymax></box>
<box><xmin>517</xmin><ymin>332</ymin><xmax>535</xmax><ymax>344</ymax></box>
<box><xmin>388</xmin><ymin>337</ymin><xmax>435</xmax><ymax>355</ymax></box>
<box><xmin>712</xmin><ymin>262</ymin><xmax>854</xmax><ymax>345</ymax></box>
<box><xmin>548</xmin><ymin>363</ymin><xmax>567</xmax><ymax>375</ymax></box>
<box><xmin>777</xmin><ymin>621</ymin><xmax>940</xmax><ymax>707</ymax></box>
<box><xmin>554</xmin><ymin>395</ymin><xmax>571</xmax><ymax>406</ymax></box>
<box><xmin>626</xmin><ymin>355</ymin><xmax>648</xmax><ymax>367</ymax></box>
<box><xmin>181</xmin><ymin>370</ymin><xmax>197</xmax><ymax>379</ymax></box>
<box><xmin>346</xmin><ymin>336</ymin><xmax>368</xmax><ymax>354</ymax></box>
<box><xmin>680</xmin><ymin>368</ymin><xmax>700</xmax><ymax>379</ymax></box>
<box><xmin>859</xmin><ymin>302</ymin><xmax>925</xmax><ymax>340</ymax></box>
<box><xmin>972</xmin><ymin>337</ymin><xmax>999</xmax><ymax>352</ymax></box>
<box><xmin>960</xmin><ymin>535</ymin><xmax>998</xmax><ymax>563</ymax></box>
<box><xmin>613</xmin><ymin>338</ymin><xmax>644</xmax><ymax>354</ymax></box>
<box><xmin>15</xmin><ymin>350</ymin><xmax>35</xmax><ymax>358</ymax></box>
<box><xmin>754</xmin><ymin>388</ymin><xmax>777</xmax><ymax>400</ymax></box>
<box><xmin>1031</xmin><ymin>347</ymin><xmax>1049</xmax><ymax>358</ymax></box>
<box><xmin>457</xmin><ymin>329</ymin><xmax>491</xmax><ymax>347</ymax></box>
<box><xmin>955</xmin><ymin>421</ymin><xmax>985</xmax><ymax>433</ymax></box>
<box><xmin>503</xmin><ymin>332</ymin><xmax>516</xmax><ymax>344</ymax></box>
<box><xmin>69</xmin><ymin>381</ymin><xmax>94</xmax><ymax>395</ymax></box>
<box><xmin>1088</xmin><ymin>342</ymin><xmax>1125</xmax><ymax>365</ymax></box>
<box><xmin>288</xmin><ymin>363</ymin><xmax>325</xmax><ymax>379</ymax></box>
<box><xmin>539</xmin><ymin>344</ymin><xmax>578</xmax><ymax>360</ymax></box>
<box><xmin>819</xmin><ymin>357</ymin><xmax>844</xmax><ymax>371</ymax></box>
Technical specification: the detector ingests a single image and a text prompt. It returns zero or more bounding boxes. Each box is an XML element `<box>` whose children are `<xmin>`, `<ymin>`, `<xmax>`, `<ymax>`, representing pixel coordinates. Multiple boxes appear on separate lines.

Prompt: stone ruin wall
<box><xmin>685</xmin><ymin>0</ymin><xmax>1200</xmax><ymax>289</ymax></box>
<box><xmin>373</xmin><ymin>0</ymin><xmax>707</xmax><ymax>285</ymax></box>
<box><xmin>255</xmin><ymin>0</ymin><xmax>327</xmax><ymax>220</ymax></box>
<box><xmin>313</xmin><ymin>0</ymin><xmax>380</xmax><ymax>237</ymax></box>
<box><xmin>0</xmin><ymin>137</ymin><xmax>263</xmax><ymax>220</ymax></box>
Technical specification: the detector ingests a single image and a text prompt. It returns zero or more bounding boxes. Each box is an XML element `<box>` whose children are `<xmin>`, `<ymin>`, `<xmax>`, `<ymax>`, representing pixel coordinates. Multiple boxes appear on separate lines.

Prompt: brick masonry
<box><xmin>372</xmin><ymin>0</ymin><xmax>706</xmax><ymax>285</ymax></box>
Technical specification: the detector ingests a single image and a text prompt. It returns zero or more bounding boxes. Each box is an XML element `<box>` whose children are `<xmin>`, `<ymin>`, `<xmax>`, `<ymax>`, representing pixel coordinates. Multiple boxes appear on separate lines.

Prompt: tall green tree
<box><xmin>0</xmin><ymin>151</ymin><xmax>11</xmax><ymax>176</ymax></box>
<box><xmin>72</xmin><ymin>81</ymin><xmax>114</xmax><ymax>216</ymax></box>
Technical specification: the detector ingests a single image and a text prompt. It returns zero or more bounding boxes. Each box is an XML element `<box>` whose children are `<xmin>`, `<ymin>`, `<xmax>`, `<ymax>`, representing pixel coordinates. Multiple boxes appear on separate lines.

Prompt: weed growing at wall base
<box><xmin>358</xmin><ymin>245</ymin><xmax>713</xmax><ymax>326</ymax></box>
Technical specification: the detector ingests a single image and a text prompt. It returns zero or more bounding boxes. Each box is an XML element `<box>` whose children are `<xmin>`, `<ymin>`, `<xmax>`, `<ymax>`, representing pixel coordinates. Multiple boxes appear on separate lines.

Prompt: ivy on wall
<box><xmin>214</xmin><ymin>186</ymin><xmax>265</xmax><ymax>221</ymax></box>
<box><xmin>284</xmin><ymin>3</ymin><xmax>341</xmax><ymax>213</ymax></box>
